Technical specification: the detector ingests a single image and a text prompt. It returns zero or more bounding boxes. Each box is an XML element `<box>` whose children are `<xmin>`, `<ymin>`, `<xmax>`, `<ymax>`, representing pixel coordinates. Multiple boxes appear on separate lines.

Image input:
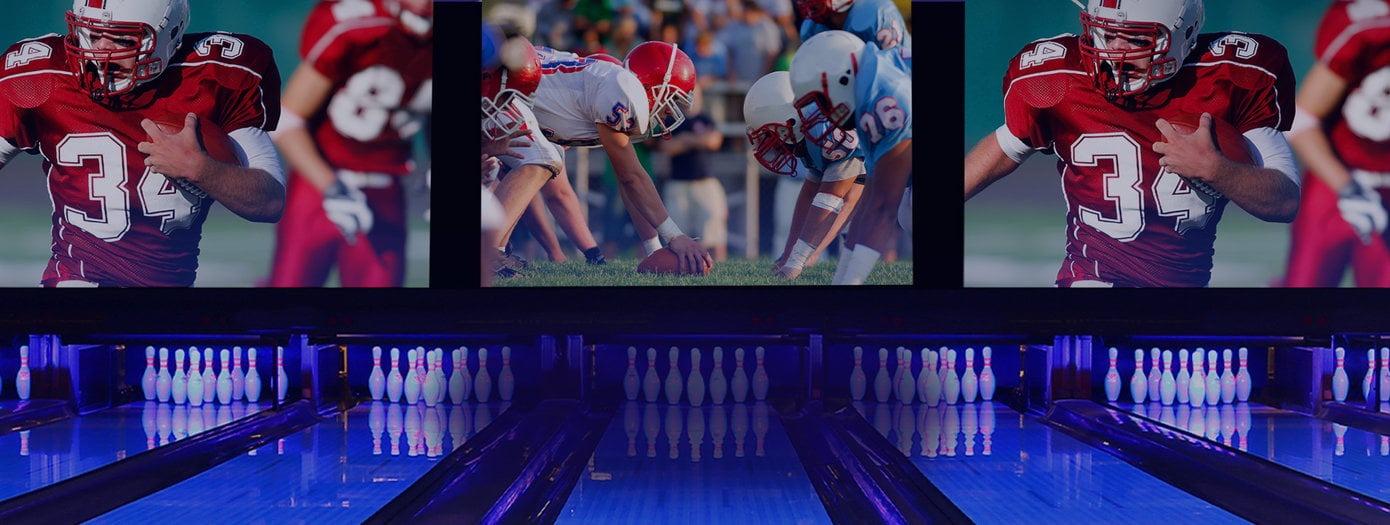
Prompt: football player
<box><xmin>522</xmin><ymin>41</ymin><xmax>714</xmax><ymax>274</ymax></box>
<box><xmin>965</xmin><ymin>0</ymin><xmax>1300</xmax><ymax>287</ymax></box>
<box><xmin>269</xmin><ymin>0</ymin><xmax>432</xmax><ymax>287</ymax></box>
<box><xmin>745</xmin><ymin>71</ymin><xmax>867</xmax><ymax>280</ymax></box>
<box><xmin>1283</xmin><ymin>0</ymin><xmax>1390</xmax><ymax>287</ymax></box>
<box><xmin>0</xmin><ymin>0</ymin><xmax>284</xmax><ymax>287</ymax></box>
<box><xmin>797</xmin><ymin>0</ymin><xmax>911</xmax><ymax>60</ymax></box>
<box><xmin>791</xmin><ymin>30</ymin><xmax>912</xmax><ymax>285</ymax></box>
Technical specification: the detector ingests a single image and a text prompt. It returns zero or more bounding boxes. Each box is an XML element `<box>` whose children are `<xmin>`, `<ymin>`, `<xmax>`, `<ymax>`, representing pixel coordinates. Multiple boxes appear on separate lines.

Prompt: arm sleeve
<box><xmin>1242</xmin><ymin>126</ymin><xmax>1299</xmax><ymax>186</ymax></box>
<box><xmin>228</xmin><ymin>127</ymin><xmax>286</xmax><ymax>187</ymax></box>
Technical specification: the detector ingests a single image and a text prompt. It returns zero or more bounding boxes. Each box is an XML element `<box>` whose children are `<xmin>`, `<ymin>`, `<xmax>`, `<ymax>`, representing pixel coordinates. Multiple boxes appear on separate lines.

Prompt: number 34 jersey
<box><xmin>0</xmin><ymin>32</ymin><xmax>280</xmax><ymax>287</ymax></box>
<box><xmin>1001</xmin><ymin>33</ymin><xmax>1296</xmax><ymax>287</ymax></box>
<box><xmin>300</xmin><ymin>0</ymin><xmax>432</xmax><ymax>176</ymax></box>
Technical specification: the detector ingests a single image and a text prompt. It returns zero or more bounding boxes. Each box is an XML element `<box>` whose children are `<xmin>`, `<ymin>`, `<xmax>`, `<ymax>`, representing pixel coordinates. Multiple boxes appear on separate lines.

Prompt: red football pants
<box><xmin>268</xmin><ymin>172</ymin><xmax>407</xmax><ymax>287</ymax></box>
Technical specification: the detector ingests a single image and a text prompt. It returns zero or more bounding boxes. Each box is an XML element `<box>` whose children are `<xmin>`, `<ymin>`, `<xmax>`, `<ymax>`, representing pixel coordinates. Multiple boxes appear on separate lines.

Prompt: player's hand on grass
<box><xmin>482</xmin><ymin>128</ymin><xmax>528</xmax><ymax>159</ymax></box>
<box><xmin>668</xmin><ymin>235</ymin><xmax>713</xmax><ymax>275</ymax></box>
<box><xmin>1153</xmin><ymin>113</ymin><xmax>1227</xmax><ymax>185</ymax></box>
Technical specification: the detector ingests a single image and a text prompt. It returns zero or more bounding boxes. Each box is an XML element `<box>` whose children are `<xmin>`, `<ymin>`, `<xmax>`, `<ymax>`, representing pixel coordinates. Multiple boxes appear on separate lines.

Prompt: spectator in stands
<box><xmin>689</xmin><ymin>31</ymin><xmax>728</xmax><ymax>89</ymax></box>
<box><xmin>608</xmin><ymin>15</ymin><xmax>643</xmax><ymax>60</ymax></box>
<box><xmin>577</xmin><ymin>27</ymin><xmax>609</xmax><ymax>57</ymax></box>
<box><xmin>655</xmin><ymin>86</ymin><xmax>729</xmax><ymax>261</ymax></box>
<box><xmin>718</xmin><ymin>0</ymin><xmax>781</xmax><ymax>83</ymax></box>
<box><xmin>569</xmin><ymin>0</ymin><xmax>614</xmax><ymax>36</ymax></box>
<box><xmin>609</xmin><ymin>0</ymin><xmax>653</xmax><ymax>37</ymax></box>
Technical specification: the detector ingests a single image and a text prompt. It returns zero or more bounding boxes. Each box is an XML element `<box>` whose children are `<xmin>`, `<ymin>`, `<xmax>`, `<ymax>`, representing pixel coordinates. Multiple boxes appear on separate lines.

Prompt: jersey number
<box><xmin>1020</xmin><ymin>41</ymin><xmax>1066</xmax><ymax>70</ymax></box>
<box><xmin>1345</xmin><ymin>67</ymin><xmax>1390</xmax><ymax>141</ymax></box>
<box><xmin>329</xmin><ymin>66</ymin><xmax>426</xmax><ymax>142</ymax></box>
<box><xmin>857</xmin><ymin>96</ymin><xmax>906</xmax><ymax>145</ymax></box>
<box><xmin>5</xmin><ymin>41</ymin><xmax>51</xmax><ymax>70</ymax></box>
<box><xmin>1209</xmin><ymin>34</ymin><xmax>1258</xmax><ymax>59</ymax></box>
<box><xmin>1071</xmin><ymin>133</ymin><xmax>1215</xmax><ymax>241</ymax></box>
<box><xmin>194</xmin><ymin>34</ymin><xmax>245</xmax><ymax>60</ymax></box>
<box><xmin>56</xmin><ymin>133</ymin><xmax>200</xmax><ymax>241</ymax></box>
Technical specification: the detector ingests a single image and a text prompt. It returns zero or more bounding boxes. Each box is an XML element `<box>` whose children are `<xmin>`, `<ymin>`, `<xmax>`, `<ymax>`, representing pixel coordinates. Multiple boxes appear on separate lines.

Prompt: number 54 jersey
<box><xmin>0</xmin><ymin>32</ymin><xmax>280</xmax><ymax>287</ymax></box>
<box><xmin>1001</xmin><ymin>33</ymin><xmax>1296</xmax><ymax>287</ymax></box>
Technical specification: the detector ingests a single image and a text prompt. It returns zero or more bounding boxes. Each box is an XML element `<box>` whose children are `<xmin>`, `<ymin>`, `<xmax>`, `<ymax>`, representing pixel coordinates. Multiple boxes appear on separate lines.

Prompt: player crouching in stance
<box><xmin>790</xmin><ymin>30</ymin><xmax>912</xmax><ymax>285</ymax></box>
<box><xmin>965</xmin><ymin>0</ymin><xmax>1300</xmax><ymax>287</ymax></box>
<box><xmin>745</xmin><ymin>71</ymin><xmax>867</xmax><ymax>280</ymax></box>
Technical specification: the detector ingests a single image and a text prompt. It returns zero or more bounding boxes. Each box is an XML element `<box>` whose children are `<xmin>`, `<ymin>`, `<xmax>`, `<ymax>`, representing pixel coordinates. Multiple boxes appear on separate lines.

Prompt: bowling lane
<box><xmin>881</xmin><ymin>402</ymin><xmax>1244</xmax><ymax>524</ymax></box>
<box><xmin>1116</xmin><ymin>402</ymin><xmax>1390</xmax><ymax>504</ymax></box>
<box><xmin>90</xmin><ymin>401</ymin><xmax>509</xmax><ymax>524</ymax></box>
<box><xmin>556</xmin><ymin>401</ymin><xmax>831</xmax><ymax>524</ymax></box>
<box><xmin>0</xmin><ymin>401</ymin><xmax>259</xmax><ymax>501</ymax></box>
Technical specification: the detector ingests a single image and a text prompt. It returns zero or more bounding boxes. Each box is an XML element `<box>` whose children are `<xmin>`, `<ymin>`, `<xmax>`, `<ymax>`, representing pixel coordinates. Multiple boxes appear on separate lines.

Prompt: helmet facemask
<box><xmin>643</xmin><ymin>48</ymin><xmax>693</xmax><ymax>138</ymax></box>
<box><xmin>793</xmin><ymin>73</ymin><xmax>856</xmax><ymax>153</ymax></box>
<box><xmin>481</xmin><ymin>69</ymin><xmax>532</xmax><ymax>141</ymax></box>
<box><xmin>65</xmin><ymin>13</ymin><xmax>162</xmax><ymax>101</ymax></box>
<box><xmin>1079</xmin><ymin>11</ymin><xmax>1181</xmax><ymax>100</ymax></box>
<box><xmin>747</xmin><ymin>119</ymin><xmax>800</xmax><ymax>176</ymax></box>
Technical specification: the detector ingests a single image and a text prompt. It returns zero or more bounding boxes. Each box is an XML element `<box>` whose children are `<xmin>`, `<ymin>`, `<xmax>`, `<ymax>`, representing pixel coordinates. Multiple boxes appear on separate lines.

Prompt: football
<box><xmin>151</xmin><ymin>118</ymin><xmax>242</xmax><ymax>200</ymax></box>
<box><xmin>636</xmin><ymin>247</ymin><xmax>711</xmax><ymax>276</ymax></box>
<box><xmin>1166</xmin><ymin>115</ymin><xmax>1253</xmax><ymax>199</ymax></box>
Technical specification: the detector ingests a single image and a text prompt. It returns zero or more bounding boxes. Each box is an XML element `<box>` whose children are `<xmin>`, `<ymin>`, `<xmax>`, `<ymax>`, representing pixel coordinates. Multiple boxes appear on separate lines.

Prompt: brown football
<box><xmin>636</xmin><ymin>247</ymin><xmax>710</xmax><ymax>276</ymax></box>
<box><xmin>151</xmin><ymin>117</ymin><xmax>242</xmax><ymax>166</ymax></box>
<box><xmin>1166</xmin><ymin>115</ymin><xmax>1254</xmax><ymax>166</ymax></box>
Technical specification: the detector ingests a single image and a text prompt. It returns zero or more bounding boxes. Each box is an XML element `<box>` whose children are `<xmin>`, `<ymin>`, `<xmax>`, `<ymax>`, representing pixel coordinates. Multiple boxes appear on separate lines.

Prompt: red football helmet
<box><xmin>481</xmin><ymin>38</ymin><xmax>541</xmax><ymax>140</ymax></box>
<box><xmin>624</xmin><ymin>41</ymin><xmax>696</xmax><ymax>137</ymax></box>
<box><xmin>795</xmin><ymin>0</ymin><xmax>854</xmax><ymax>25</ymax></box>
<box><xmin>382</xmin><ymin>0</ymin><xmax>433</xmax><ymax>38</ymax></box>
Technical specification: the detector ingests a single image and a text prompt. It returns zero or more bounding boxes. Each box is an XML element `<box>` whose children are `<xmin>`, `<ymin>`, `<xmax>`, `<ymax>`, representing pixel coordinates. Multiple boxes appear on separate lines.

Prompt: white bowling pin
<box><xmin>404</xmin><ymin>349</ymin><xmax>421</xmax><ymax>404</ymax></box>
<box><xmin>1129</xmin><ymin>349</ymin><xmax>1147</xmax><ymax>404</ymax></box>
<box><xmin>16</xmin><ymin>345</ymin><xmax>31</xmax><ymax>401</ymax></box>
<box><xmin>944</xmin><ymin>350</ymin><xmax>961</xmax><ymax>405</ymax></box>
<box><xmin>459</xmin><ymin>348</ymin><xmax>473</xmax><ymax>403</ymax></box>
<box><xmin>688</xmin><ymin>348</ymin><xmax>706</xmax><ymax>406</ymax></box>
<box><xmin>201</xmin><ymin>348</ymin><xmax>215</xmax><ymax>404</ymax></box>
<box><xmin>245</xmin><ymin>348</ymin><xmax>262</xmax><ymax>403</ymax></box>
<box><xmin>369</xmin><ymin>346</ymin><xmax>386</xmax><ymax>401</ymax></box>
<box><xmin>873</xmin><ymin>348</ymin><xmax>891</xmax><ymax>403</ymax></box>
<box><xmin>916</xmin><ymin>348</ymin><xmax>931</xmax><ymax>403</ymax></box>
<box><xmin>732</xmin><ymin>348</ymin><xmax>750</xmax><ymax>403</ymax></box>
<box><xmin>1381</xmin><ymin>348</ymin><xmax>1390</xmax><ymax>403</ymax></box>
<box><xmin>752</xmin><ymin>347</ymin><xmax>769</xmax><ymax>401</ymax></box>
<box><xmin>231</xmin><ymin>347</ymin><xmax>245</xmax><ymax>402</ymax></box>
<box><xmin>1189</xmin><ymin>349</ymin><xmax>1206</xmax><ymax>408</ymax></box>
<box><xmin>1364</xmin><ymin>349</ymin><xmax>1376</xmax><ymax>402</ymax></box>
<box><xmin>187</xmin><ymin>349</ymin><xmax>204</xmax><ymax>407</ymax></box>
<box><xmin>1104</xmin><ymin>347</ymin><xmax>1121</xmax><ymax>402</ymax></box>
<box><xmin>891</xmin><ymin>347</ymin><xmax>905</xmax><ymax>401</ymax></box>
<box><xmin>1176</xmin><ymin>349</ymin><xmax>1191</xmax><ymax>405</ymax></box>
<box><xmin>643</xmin><ymin>348</ymin><xmax>661</xmax><ymax>403</ymax></box>
<box><xmin>423</xmin><ymin>349</ymin><xmax>443</xmax><ymax>407</ymax></box>
<box><xmin>897</xmin><ymin>348</ymin><xmax>915</xmax><ymax>405</ymax></box>
<box><xmin>1220</xmin><ymin>349</ymin><xmax>1236</xmax><ymax>404</ymax></box>
<box><xmin>980</xmin><ymin>346</ymin><xmax>996</xmax><ymax>401</ymax></box>
<box><xmin>1205</xmin><ymin>350</ymin><xmax>1220</xmax><ymax>405</ymax></box>
<box><xmin>157</xmin><ymin>347</ymin><xmax>172</xmax><ymax>403</ymax></box>
<box><xmin>499</xmin><ymin>346</ymin><xmax>515</xmax><ymax>402</ymax></box>
<box><xmin>710</xmin><ymin>347</ymin><xmax>728</xmax><ymax>404</ymax></box>
<box><xmin>1235</xmin><ymin>347</ymin><xmax>1252</xmax><ymax>402</ymax></box>
<box><xmin>276</xmin><ymin>347</ymin><xmax>289</xmax><ymax>403</ymax></box>
<box><xmin>665</xmin><ymin>347</ymin><xmax>683</xmax><ymax>405</ymax></box>
<box><xmin>961</xmin><ymin>348</ymin><xmax>978</xmax><ymax>403</ymax></box>
<box><xmin>1148</xmin><ymin>348</ymin><xmax>1162</xmax><ymax>402</ymax></box>
<box><xmin>850</xmin><ymin>346</ymin><xmax>867</xmax><ymax>401</ymax></box>
<box><xmin>172</xmin><ymin>349</ymin><xmax>188</xmax><ymax>405</ymax></box>
<box><xmin>923</xmin><ymin>350</ymin><xmax>941</xmax><ymax>406</ymax></box>
<box><xmin>387</xmin><ymin>348</ymin><xmax>404</xmax><ymax>403</ymax></box>
<box><xmin>475</xmin><ymin>348</ymin><xmax>492</xmax><ymax>403</ymax></box>
<box><xmin>142</xmin><ymin>346</ymin><xmax>157</xmax><ymax>401</ymax></box>
<box><xmin>1332</xmin><ymin>347</ymin><xmax>1349</xmax><ymax>403</ymax></box>
<box><xmin>450</xmin><ymin>348</ymin><xmax>466</xmax><ymax>404</ymax></box>
<box><xmin>1160</xmin><ymin>350</ymin><xmax>1176</xmax><ymax>405</ymax></box>
<box><xmin>623</xmin><ymin>347</ymin><xmax>640</xmax><ymax>401</ymax></box>
<box><xmin>217</xmin><ymin>349</ymin><xmax>233</xmax><ymax>404</ymax></box>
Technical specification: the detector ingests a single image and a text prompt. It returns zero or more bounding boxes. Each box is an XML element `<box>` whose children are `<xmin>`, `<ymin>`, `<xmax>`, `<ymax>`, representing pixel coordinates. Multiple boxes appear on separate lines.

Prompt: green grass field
<box><xmin>496</xmin><ymin>257</ymin><xmax>913</xmax><ymax>286</ymax></box>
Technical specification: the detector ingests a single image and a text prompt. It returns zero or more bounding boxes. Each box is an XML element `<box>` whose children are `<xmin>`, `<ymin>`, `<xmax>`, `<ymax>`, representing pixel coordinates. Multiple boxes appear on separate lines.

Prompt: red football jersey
<box><xmin>299</xmin><ymin>0</ymin><xmax>432</xmax><ymax>176</ymax></box>
<box><xmin>1316</xmin><ymin>0</ymin><xmax>1390</xmax><ymax>173</ymax></box>
<box><xmin>1002</xmin><ymin>33</ymin><xmax>1296</xmax><ymax>287</ymax></box>
<box><xmin>0</xmin><ymin>32</ymin><xmax>281</xmax><ymax>287</ymax></box>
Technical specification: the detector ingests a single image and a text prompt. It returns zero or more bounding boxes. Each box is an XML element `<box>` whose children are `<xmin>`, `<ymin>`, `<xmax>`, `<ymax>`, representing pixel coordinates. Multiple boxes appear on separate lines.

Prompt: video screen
<box><xmin>0</xmin><ymin>1</ymin><xmax>431</xmax><ymax>287</ymax></box>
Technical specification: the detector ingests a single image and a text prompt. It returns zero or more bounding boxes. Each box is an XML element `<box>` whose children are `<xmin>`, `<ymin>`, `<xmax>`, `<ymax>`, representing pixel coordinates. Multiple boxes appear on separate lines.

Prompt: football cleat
<box><xmin>624</xmin><ymin>41</ymin><xmax>696</xmax><ymax>137</ymax></box>
<box><xmin>65</xmin><ymin>0</ymin><xmax>190</xmax><ymax>101</ymax></box>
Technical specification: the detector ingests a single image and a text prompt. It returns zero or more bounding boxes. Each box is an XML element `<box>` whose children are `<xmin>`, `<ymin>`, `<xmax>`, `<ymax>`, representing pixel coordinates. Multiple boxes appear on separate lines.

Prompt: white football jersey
<box><xmin>531</xmin><ymin>47</ymin><xmax>650</xmax><ymax>148</ymax></box>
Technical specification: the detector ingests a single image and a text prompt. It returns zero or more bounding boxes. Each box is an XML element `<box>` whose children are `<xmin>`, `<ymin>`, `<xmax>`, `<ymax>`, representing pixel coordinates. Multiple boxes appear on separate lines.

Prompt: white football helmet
<box><xmin>1080</xmin><ymin>0</ymin><xmax>1204</xmax><ymax>99</ymax></box>
<box><xmin>744</xmin><ymin>71</ymin><xmax>802</xmax><ymax>176</ymax></box>
<box><xmin>66</xmin><ymin>0</ymin><xmax>190</xmax><ymax>101</ymax></box>
<box><xmin>789</xmin><ymin>30</ymin><xmax>864</xmax><ymax>151</ymax></box>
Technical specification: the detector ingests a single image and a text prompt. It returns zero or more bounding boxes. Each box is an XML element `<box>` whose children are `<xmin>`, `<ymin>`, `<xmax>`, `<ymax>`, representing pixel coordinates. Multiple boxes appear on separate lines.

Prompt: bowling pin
<box><xmin>688</xmin><ymin>348</ymin><xmax>706</xmax><ymax>406</ymax></box>
<box><xmin>1176</xmin><ymin>349</ymin><xmax>1191</xmax><ymax>405</ymax></box>
<box><xmin>276</xmin><ymin>347</ymin><xmax>288</xmax><ymax>402</ymax></box>
<box><xmin>1148</xmin><ymin>348</ymin><xmax>1161</xmax><ymax>402</ymax></box>
<box><xmin>873</xmin><ymin>348</ymin><xmax>891</xmax><ymax>403</ymax></box>
<box><xmin>752</xmin><ymin>346</ymin><xmax>769</xmax><ymax>401</ymax></box>
<box><xmin>891</xmin><ymin>347</ymin><xmax>905</xmax><ymax>401</ymax></box>
<box><xmin>16</xmin><ymin>345</ymin><xmax>31</xmax><ymax>400</ymax></box>
<box><xmin>172</xmin><ymin>349</ymin><xmax>187</xmax><ymax>405</ymax></box>
<box><xmin>1160</xmin><ymin>350</ymin><xmax>1176</xmax><ymax>405</ymax></box>
<box><xmin>1332</xmin><ymin>347</ymin><xmax>1349</xmax><ymax>403</ymax></box>
<box><xmin>369</xmin><ymin>346</ymin><xmax>386</xmax><ymax>401</ymax></box>
<box><xmin>475</xmin><ymin>347</ymin><xmax>492</xmax><ymax>403</ymax></box>
<box><xmin>386</xmin><ymin>348</ymin><xmax>404</xmax><ymax>403</ymax></box>
<box><xmin>897</xmin><ymin>348</ymin><xmax>915</xmax><ymax>405</ymax></box>
<box><xmin>157</xmin><ymin>347</ymin><xmax>171</xmax><ymax>403</ymax></box>
<box><xmin>937</xmin><ymin>348</ymin><xmax>949</xmax><ymax>394</ymax></box>
<box><xmin>732</xmin><ymin>347</ymin><xmax>750</xmax><ymax>403</ymax></box>
<box><xmin>623</xmin><ymin>346</ymin><xmax>640</xmax><ymax>401</ymax></box>
<box><xmin>1381</xmin><ymin>348</ymin><xmax>1390</xmax><ymax>403</ymax></box>
<box><xmin>944</xmin><ymin>350</ymin><xmax>961</xmax><ymax>405</ymax></box>
<box><xmin>917</xmin><ymin>348</ymin><xmax>932</xmax><ymax>403</ymax></box>
<box><xmin>1205</xmin><ymin>350</ymin><xmax>1220</xmax><ymax>405</ymax></box>
<box><xmin>1364</xmin><ymin>349</ymin><xmax>1376</xmax><ymax>402</ymax></box>
<box><xmin>665</xmin><ymin>347</ymin><xmax>683</xmax><ymax>405</ymax></box>
<box><xmin>231</xmin><ymin>347</ymin><xmax>245</xmax><ymax>402</ymax></box>
<box><xmin>142</xmin><ymin>346</ymin><xmax>157</xmax><ymax>401</ymax></box>
<box><xmin>850</xmin><ymin>346</ymin><xmax>867</xmax><ymax>401</ymax></box>
<box><xmin>1130</xmin><ymin>349</ymin><xmax>1147</xmax><ymax>404</ymax></box>
<box><xmin>499</xmin><ymin>346</ymin><xmax>515</xmax><ymax>402</ymax></box>
<box><xmin>450</xmin><ymin>348</ymin><xmax>466</xmax><ymax>404</ymax></box>
<box><xmin>924</xmin><ymin>350</ymin><xmax>941</xmax><ymax>406</ymax></box>
<box><xmin>414</xmin><ymin>348</ymin><xmax>427</xmax><ymax>402</ymax></box>
<box><xmin>1104</xmin><ymin>347</ymin><xmax>1122</xmax><ymax>402</ymax></box>
<box><xmin>202</xmin><ymin>348</ymin><xmax>215</xmax><ymax>404</ymax></box>
<box><xmin>423</xmin><ymin>348</ymin><xmax>443</xmax><ymax>407</ymax></box>
<box><xmin>217</xmin><ymin>349</ymin><xmax>233</xmax><ymax>404</ymax></box>
<box><xmin>1220</xmin><ymin>349</ymin><xmax>1236</xmax><ymax>404</ymax></box>
<box><xmin>1235</xmin><ymin>347</ymin><xmax>1252</xmax><ymax>403</ymax></box>
<box><xmin>187</xmin><ymin>349</ymin><xmax>204</xmax><ymax>407</ymax></box>
<box><xmin>643</xmin><ymin>347</ymin><xmax>661</xmax><ymax>403</ymax></box>
<box><xmin>460</xmin><ymin>348</ymin><xmax>474</xmax><ymax>403</ymax></box>
<box><xmin>961</xmin><ymin>348</ymin><xmax>978</xmax><ymax>403</ymax></box>
<box><xmin>710</xmin><ymin>347</ymin><xmax>728</xmax><ymax>404</ymax></box>
<box><xmin>245</xmin><ymin>348</ymin><xmax>262</xmax><ymax>403</ymax></box>
<box><xmin>980</xmin><ymin>346</ymin><xmax>996</xmax><ymax>401</ymax></box>
<box><xmin>404</xmin><ymin>349</ymin><xmax>421</xmax><ymax>404</ymax></box>
<box><xmin>1189</xmin><ymin>349</ymin><xmax>1206</xmax><ymax>408</ymax></box>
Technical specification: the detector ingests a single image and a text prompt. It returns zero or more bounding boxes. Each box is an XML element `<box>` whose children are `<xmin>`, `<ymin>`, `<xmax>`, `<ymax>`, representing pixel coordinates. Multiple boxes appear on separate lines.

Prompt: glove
<box><xmin>1339</xmin><ymin>176</ymin><xmax>1388</xmax><ymax>244</ymax></box>
<box><xmin>323</xmin><ymin>178</ymin><xmax>374</xmax><ymax>245</ymax></box>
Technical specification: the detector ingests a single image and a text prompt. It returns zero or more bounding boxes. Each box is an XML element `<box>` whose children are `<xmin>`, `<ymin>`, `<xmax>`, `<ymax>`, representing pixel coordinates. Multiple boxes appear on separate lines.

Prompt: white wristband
<box><xmin>642</xmin><ymin>237</ymin><xmax>663</xmax><ymax>256</ymax></box>
<box><xmin>657</xmin><ymin>217</ymin><xmax>684</xmax><ymax>243</ymax></box>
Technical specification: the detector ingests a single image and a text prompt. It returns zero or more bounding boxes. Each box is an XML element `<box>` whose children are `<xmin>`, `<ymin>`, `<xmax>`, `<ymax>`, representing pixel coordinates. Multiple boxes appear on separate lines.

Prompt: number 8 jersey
<box><xmin>0</xmin><ymin>32</ymin><xmax>280</xmax><ymax>287</ymax></box>
<box><xmin>1000</xmin><ymin>33</ymin><xmax>1295</xmax><ymax>287</ymax></box>
<box><xmin>1316</xmin><ymin>0</ymin><xmax>1390</xmax><ymax>177</ymax></box>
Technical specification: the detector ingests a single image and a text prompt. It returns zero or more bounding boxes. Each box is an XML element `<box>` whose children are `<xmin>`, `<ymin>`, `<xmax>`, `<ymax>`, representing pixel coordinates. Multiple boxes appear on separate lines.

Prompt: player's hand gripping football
<box><xmin>1153</xmin><ymin>113</ymin><xmax>1228</xmax><ymax>193</ymax></box>
<box><xmin>323</xmin><ymin>177</ymin><xmax>374</xmax><ymax>245</ymax></box>
<box><xmin>1338</xmin><ymin>175</ymin><xmax>1388</xmax><ymax>244</ymax></box>
<box><xmin>138</xmin><ymin>113</ymin><xmax>211</xmax><ymax>198</ymax></box>
<box><xmin>667</xmin><ymin>235</ymin><xmax>713</xmax><ymax>275</ymax></box>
